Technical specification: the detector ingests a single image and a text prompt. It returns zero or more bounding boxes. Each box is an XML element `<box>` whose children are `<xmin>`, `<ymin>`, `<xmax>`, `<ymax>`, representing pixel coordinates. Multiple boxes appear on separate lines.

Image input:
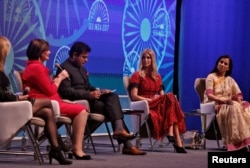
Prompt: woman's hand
<box><xmin>220</xmin><ymin>97</ymin><xmax>233</xmax><ymax>105</ymax></box>
<box><xmin>147</xmin><ymin>95</ymin><xmax>160</xmax><ymax>102</ymax></box>
<box><xmin>53</xmin><ymin>69</ymin><xmax>69</xmax><ymax>87</ymax></box>
<box><xmin>18</xmin><ymin>95</ymin><xmax>29</xmax><ymax>101</ymax></box>
<box><xmin>58</xmin><ymin>69</ymin><xmax>69</xmax><ymax>80</ymax></box>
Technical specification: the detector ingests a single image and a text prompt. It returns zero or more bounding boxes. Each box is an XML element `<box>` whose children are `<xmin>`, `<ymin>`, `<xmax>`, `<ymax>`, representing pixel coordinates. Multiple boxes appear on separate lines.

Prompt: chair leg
<box><xmin>85</xmin><ymin>125</ymin><xmax>97</xmax><ymax>154</ymax></box>
<box><xmin>145</xmin><ymin>120</ymin><xmax>154</xmax><ymax>150</ymax></box>
<box><xmin>26</xmin><ymin>125</ymin><xmax>44</xmax><ymax>164</ymax></box>
<box><xmin>104</xmin><ymin>122</ymin><xmax>116</xmax><ymax>152</ymax></box>
<box><xmin>64</xmin><ymin>124</ymin><xmax>72</xmax><ymax>139</ymax></box>
<box><xmin>212</xmin><ymin>120</ymin><xmax>221</xmax><ymax>149</ymax></box>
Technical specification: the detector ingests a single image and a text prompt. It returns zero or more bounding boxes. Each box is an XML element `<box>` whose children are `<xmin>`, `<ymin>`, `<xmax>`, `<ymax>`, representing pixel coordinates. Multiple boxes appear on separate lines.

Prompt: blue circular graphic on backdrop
<box><xmin>140</xmin><ymin>18</ymin><xmax>151</xmax><ymax>42</ymax></box>
<box><xmin>122</xmin><ymin>0</ymin><xmax>170</xmax><ymax>73</ymax></box>
<box><xmin>122</xmin><ymin>0</ymin><xmax>175</xmax><ymax>91</ymax></box>
<box><xmin>88</xmin><ymin>0</ymin><xmax>109</xmax><ymax>31</ymax></box>
<box><xmin>38</xmin><ymin>0</ymin><xmax>89</xmax><ymax>46</ymax></box>
<box><xmin>52</xmin><ymin>46</ymin><xmax>70</xmax><ymax>75</ymax></box>
<box><xmin>0</xmin><ymin>0</ymin><xmax>45</xmax><ymax>75</ymax></box>
<box><xmin>123</xmin><ymin>51</ymin><xmax>140</xmax><ymax>77</ymax></box>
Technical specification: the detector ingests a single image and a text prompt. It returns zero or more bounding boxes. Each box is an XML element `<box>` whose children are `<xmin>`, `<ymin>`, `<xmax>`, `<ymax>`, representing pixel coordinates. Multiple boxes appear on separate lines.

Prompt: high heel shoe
<box><xmin>68</xmin><ymin>152</ymin><xmax>92</xmax><ymax>160</ymax></box>
<box><xmin>49</xmin><ymin>146</ymin><xmax>72</xmax><ymax>165</ymax></box>
<box><xmin>173</xmin><ymin>144</ymin><xmax>187</xmax><ymax>153</ymax></box>
<box><xmin>57</xmin><ymin>134</ymin><xmax>71</xmax><ymax>152</ymax></box>
<box><xmin>167</xmin><ymin>135</ymin><xmax>175</xmax><ymax>143</ymax></box>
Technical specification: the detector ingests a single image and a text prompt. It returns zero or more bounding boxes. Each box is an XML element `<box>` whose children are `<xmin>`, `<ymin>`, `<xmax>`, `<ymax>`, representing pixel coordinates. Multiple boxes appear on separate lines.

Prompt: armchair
<box><xmin>12</xmin><ymin>70</ymin><xmax>108</xmax><ymax>153</ymax></box>
<box><xmin>123</xmin><ymin>76</ymin><xmax>153</xmax><ymax>149</ymax></box>
<box><xmin>194</xmin><ymin>78</ymin><xmax>221</xmax><ymax>149</ymax></box>
<box><xmin>0</xmin><ymin>101</ymin><xmax>45</xmax><ymax>164</ymax></box>
<box><xmin>73</xmin><ymin>99</ymin><xmax>116</xmax><ymax>153</ymax></box>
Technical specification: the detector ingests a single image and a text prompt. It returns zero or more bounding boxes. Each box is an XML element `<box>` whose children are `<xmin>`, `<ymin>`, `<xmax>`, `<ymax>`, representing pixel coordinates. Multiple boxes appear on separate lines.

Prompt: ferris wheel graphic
<box><xmin>122</xmin><ymin>0</ymin><xmax>175</xmax><ymax>90</ymax></box>
<box><xmin>52</xmin><ymin>46</ymin><xmax>70</xmax><ymax>75</ymax></box>
<box><xmin>122</xmin><ymin>0</ymin><xmax>170</xmax><ymax>70</ymax></box>
<box><xmin>0</xmin><ymin>0</ymin><xmax>45</xmax><ymax>76</ymax></box>
<box><xmin>37</xmin><ymin>0</ymin><xmax>90</xmax><ymax>46</ymax></box>
<box><xmin>88</xmin><ymin>0</ymin><xmax>109</xmax><ymax>31</ymax></box>
<box><xmin>123</xmin><ymin>51</ymin><xmax>140</xmax><ymax>77</ymax></box>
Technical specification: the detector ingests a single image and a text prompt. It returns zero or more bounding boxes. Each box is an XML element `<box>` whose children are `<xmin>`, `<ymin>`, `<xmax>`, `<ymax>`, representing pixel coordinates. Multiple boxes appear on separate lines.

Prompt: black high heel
<box><xmin>173</xmin><ymin>144</ymin><xmax>187</xmax><ymax>153</ymax></box>
<box><xmin>49</xmin><ymin>146</ymin><xmax>72</xmax><ymax>165</ymax></box>
<box><xmin>167</xmin><ymin>135</ymin><xmax>175</xmax><ymax>143</ymax></box>
<box><xmin>68</xmin><ymin>152</ymin><xmax>91</xmax><ymax>160</ymax></box>
<box><xmin>57</xmin><ymin>134</ymin><xmax>71</xmax><ymax>152</ymax></box>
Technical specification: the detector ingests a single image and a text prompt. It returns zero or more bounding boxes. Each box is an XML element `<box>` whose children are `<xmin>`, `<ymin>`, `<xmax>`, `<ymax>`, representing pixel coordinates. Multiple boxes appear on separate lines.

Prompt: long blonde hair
<box><xmin>0</xmin><ymin>36</ymin><xmax>11</xmax><ymax>72</ymax></box>
<box><xmin>138</xmin><ymin>48</ymin><xmax>158</xmax><ymax>80</ymax></box>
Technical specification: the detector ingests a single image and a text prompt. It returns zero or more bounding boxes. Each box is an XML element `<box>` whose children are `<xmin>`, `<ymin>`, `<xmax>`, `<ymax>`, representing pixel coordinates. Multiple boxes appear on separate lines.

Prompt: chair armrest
<box><xmin>73</xmin><ymin>99</ymin><xmax>90</xmax><ymax>112</ymax></box>
<box><xmin>200</xmin><ymin>102</ymin><xmax>216</xmax><ymax>130</ymax></box>
<box><xmin>200</xmin><ymin>102</ymin><xmax>215</xmax><ymax>114</ymax></box>
<box><xmin>0</xmin><ymin>101</ymin><xmax>33</xmax><ymax>147</ymax></box>
<box><xmin>51</xmin><ymin>100</ymin><xmax>60</xmax><ymax>117</ymax></box>
<box><xmin>130</xmin><ymin>100</ymin><xmax>150</xmax><ymax>115</ymax></box>
<box><xmin>130</xmin><ymin>100</ymin><xmax>150</xmax><ymax>124</ymax></box>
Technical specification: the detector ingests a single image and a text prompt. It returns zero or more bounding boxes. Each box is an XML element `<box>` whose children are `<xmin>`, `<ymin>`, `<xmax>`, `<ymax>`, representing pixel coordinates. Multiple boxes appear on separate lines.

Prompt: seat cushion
<box><xmin>57</xmin><ymin>116</ymin><xmax>72</xmax><ymax>124</ymax></box>
<box><xmin>29</xmin><ymin>117</ymin><xmax>45</xmax><ymax>127</ymax></box>
<box><xmin>88</xmin><ymin>113</ymin><xmax>105</xmax><ymax>122</ymax></box>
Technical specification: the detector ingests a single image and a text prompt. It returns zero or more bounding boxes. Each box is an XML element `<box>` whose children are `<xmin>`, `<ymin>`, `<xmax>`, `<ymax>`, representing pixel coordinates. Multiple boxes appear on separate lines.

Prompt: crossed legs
<box><xmin>32</xmin><ymin>98</ymin><xmax>59</xmax><ymax>147</ymax></box>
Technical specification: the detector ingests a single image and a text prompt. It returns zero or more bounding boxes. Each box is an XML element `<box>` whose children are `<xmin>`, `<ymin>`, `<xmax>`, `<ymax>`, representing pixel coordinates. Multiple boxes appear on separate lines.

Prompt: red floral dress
<box><xmin>130</xmin><ymin>72</ymin><xmax>186</xmax><ymax>140</ymax></box>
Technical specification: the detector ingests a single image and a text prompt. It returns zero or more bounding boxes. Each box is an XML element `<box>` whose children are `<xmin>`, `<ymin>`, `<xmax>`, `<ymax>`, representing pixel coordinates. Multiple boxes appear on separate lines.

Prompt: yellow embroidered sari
<box><xmin>205</xmin><ymin>73</ymin><xmax>250</xmax><ymax>151</ymax></box>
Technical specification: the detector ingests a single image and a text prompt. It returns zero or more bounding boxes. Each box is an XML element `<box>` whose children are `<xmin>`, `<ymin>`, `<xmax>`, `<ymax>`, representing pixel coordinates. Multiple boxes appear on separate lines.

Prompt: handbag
<box><xmin>183</xmin><ymin>130</ymin><xmax>203</xmax><ymax>149</ymax></box>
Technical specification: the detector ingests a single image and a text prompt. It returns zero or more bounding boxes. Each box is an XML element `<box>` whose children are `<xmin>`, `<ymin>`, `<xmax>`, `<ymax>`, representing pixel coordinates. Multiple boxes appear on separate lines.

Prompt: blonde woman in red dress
<box><xmin>129</xmin><ymin>49</ymin><xmax>186</xmax><ymax>153</ymax></box>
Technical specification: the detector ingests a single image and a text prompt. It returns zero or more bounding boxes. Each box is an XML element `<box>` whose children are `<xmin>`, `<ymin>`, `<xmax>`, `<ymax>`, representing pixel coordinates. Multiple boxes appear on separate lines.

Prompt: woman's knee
<box><xmin>34</xmin><ymin>98</ymin><xmax>52</xmax><ymax>108</ymax></box>
<box><xmin>34</xmin><ymin>107</ymin><xmax>54</xmax><ymax>119</ymax></box>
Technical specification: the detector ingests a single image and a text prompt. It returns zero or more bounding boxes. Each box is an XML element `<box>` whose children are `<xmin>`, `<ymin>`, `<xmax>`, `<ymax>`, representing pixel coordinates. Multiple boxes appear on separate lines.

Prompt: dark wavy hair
<box><xmin>211</xmin><ymin>54</ymin><xmax>233</xmax><ymax>76</ymax></box>
<box><xmin>69</xmin><ymin>42</ymin><xmax>91</xmax><ymax>58</ymax></box>
<box><xmin>26</xmin><ymin>39</ymin><xmax>49</xmax><ymax>60</ymax></box>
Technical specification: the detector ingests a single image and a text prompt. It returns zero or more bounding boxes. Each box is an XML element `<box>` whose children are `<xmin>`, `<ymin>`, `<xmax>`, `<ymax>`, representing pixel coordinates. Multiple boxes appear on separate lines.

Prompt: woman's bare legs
<box><xmin>71</xmin><ymin>110</ymin><xmax>88</xmax><ymax>156</ymax></box>
<box><xmin>172</xmin><ymin>124</ymin><xmax>187</xmax><ymax>153</ymax></box>
<box><xmin>173</xmin><ymin>124</ymin><xmax>183</xmax><ymax>147</ymax></box>
<box><xmin>167</xmin><ymin>125</ymin><xmax>174</xmax><ymax>136</ymax></box>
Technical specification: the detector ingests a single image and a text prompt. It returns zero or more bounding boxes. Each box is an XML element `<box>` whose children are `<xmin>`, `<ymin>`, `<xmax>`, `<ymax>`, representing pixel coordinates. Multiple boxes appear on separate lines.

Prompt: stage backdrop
<box><xmin>178</xmin><ymin>0</ymin><xmax>250</xmax><ymax>131</ymax></box>
<box><xmin>0</xmin><ymin>0</ymin><xmax>177</xmax><ymax>134</ymax></box>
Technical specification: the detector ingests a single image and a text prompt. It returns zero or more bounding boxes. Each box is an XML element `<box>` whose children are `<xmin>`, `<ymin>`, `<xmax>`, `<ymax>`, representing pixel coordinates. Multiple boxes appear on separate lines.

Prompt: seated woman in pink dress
<box><xmin>22</xmin><ymin>39</ymin><xmax>91</xmax><ymax>160</ymax></box>
<box><xmin>129</xmin><ymin>49</ymin><xmax>186</xmax><ymax>153</ymax></box>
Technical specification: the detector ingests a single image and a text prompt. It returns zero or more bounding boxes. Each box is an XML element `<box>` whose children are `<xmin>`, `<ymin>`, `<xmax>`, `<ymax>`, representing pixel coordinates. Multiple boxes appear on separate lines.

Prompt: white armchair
<box><xmin>0</xmin><ymin>101</ymin><xmax>45</xmax><ymax>164</ymax></box>
<box><xmin>123</xmin><ymin>76</ymin><xmax>153</xmax><ymax>149</ymax></box>
<box><xmin>0</xmin><ymin>101</ymin><xmax>32</xmax><ymax>147</ymax></box>
<box><xmin>194</xmin><ymin>78</ymin><xmax>221</xmax><ymax>149</ymax></box>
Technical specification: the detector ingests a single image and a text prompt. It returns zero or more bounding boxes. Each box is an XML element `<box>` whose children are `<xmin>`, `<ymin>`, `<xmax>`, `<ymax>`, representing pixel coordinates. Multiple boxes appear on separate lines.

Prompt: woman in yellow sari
<box><xmin>204</xmin><ymin>55</ymin><xmax>250</xmax><ymax>152</ymax></box>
